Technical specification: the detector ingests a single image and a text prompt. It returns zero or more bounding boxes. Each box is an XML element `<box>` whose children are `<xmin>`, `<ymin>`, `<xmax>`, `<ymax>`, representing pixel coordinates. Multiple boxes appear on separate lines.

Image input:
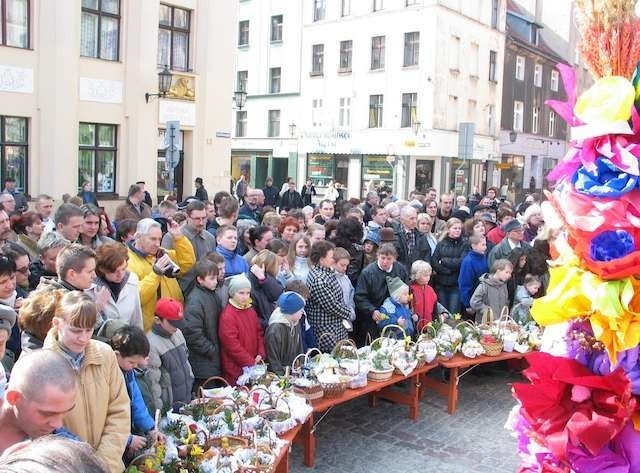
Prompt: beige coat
<box><xmin>44</xmin><ymin>334</ymin><xmax>131</xmax><ymax>473</ymax></box>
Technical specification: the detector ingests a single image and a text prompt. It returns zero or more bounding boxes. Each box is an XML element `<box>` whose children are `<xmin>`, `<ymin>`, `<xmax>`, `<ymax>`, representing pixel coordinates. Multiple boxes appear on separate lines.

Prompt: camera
<box><xmin>155</xmin><ymin>249</ymin><xmax>181</xmax><ymax>278</ymax></box>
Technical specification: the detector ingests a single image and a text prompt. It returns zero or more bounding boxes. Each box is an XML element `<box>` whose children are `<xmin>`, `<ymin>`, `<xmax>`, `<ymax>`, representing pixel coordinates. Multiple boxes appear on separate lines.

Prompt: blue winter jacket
<box><xmin>216</xmin><ymin>245</ymin><xmax>249</xmax><ymax>277</ymax></box>
<box><xmin>377</xmin><ymin>296</ymin><xmax>415</xmax><ymax>337</ymax></box>
<box><xmin>458</xmin><ymin>250</ymin><xmax>489</xmax><ymax>309</ymax></box>
<box><xmin>123</xmin><ymin>369</ymin><xmax>154</xmax><ymax>445</ymax></box>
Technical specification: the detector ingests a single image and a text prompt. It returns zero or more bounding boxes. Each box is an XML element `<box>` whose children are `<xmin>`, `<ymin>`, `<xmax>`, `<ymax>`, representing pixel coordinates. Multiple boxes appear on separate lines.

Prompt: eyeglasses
<box><xmin>15</xmin><ymin>266</ymin><xmax>30</xmax><ymax>275</ymax></box>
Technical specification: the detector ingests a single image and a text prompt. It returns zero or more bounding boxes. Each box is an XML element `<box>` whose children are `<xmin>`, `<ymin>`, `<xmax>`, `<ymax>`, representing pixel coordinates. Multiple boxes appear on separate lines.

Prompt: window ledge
<box><xmin>369</xmin><ymin>68</ymin><xmax>385</xmax><ymax>73</ymax></box>
<box><xmin>489</xmin><ymin>79</ymin><xmax>498</xmax><ymax>84</ymax></box>
<box><xmin>270</xmin><ymin>40</ymin><xmax>283</xmax><ymax>45</ymax></box>
<box><xmin>449</xmin><ymin>68</ymin><xmax>460</xmax><ymax>74</ymax></box>
<box><xmin>309</xmin><ymin>72</ymin><xmax>324</xmax><ymax>77</ymax></box>
<box><xmin>402</xmin><ymin>64</ymin><xmax>419</xmax><ymax>69</ymax></box>
<box><xmin>338</xmin><ymin>68</ymin><xmax>352</xmax><ymax>74</ymax></box>
<box><xmin>237</xmin><ymin>44</ymin><xmax>249</xmax><ymax>50</ymax></box>
<box><xmin>469</xmin><ymin>74</ymin><xmax>479</xmax><ymax>80</ymax></box>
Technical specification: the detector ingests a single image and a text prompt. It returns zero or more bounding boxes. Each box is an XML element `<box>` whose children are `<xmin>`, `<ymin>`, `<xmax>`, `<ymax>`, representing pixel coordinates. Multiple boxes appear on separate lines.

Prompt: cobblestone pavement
<box><xmin>290</xmin><ymin>367</ymin><xmax>523</xmax><ymax>473</ymax></box>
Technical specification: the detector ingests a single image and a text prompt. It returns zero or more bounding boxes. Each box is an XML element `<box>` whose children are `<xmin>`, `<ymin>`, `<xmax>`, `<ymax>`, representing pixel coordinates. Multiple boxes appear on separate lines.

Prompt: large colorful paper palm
<box><xmin>508</xmin><ymin>1</ymin><xmax>640</xmax><ymax>471</ymax></box>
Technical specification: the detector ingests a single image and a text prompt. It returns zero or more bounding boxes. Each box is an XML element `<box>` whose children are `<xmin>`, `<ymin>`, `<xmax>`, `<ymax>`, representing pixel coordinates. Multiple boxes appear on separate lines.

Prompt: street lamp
<box><xmin>289</xmin><ymin>122</ymin><xmax>297</xmax><ymax>137</ymax></box>
<box><xmin>145</xmin><ymin>65</ymin><xmax>173</xmax><ymax>103</ymax></box>
<box><xmin>233</xmin><ymin>90</ymin><xmax>247</xmax><ymax>110</ymax></box>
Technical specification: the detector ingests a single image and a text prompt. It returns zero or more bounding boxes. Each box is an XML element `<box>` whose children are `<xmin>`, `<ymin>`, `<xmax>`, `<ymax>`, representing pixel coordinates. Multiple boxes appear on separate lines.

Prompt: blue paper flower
<box><xmin>573</xmin><ymin>157</ymin><xmax>640</xmax><ymax>197</ymax></box>
<box><xmin>589</xmin><ymin>230</ymin><xmax>635</xmax><ymax>261</ymax></box>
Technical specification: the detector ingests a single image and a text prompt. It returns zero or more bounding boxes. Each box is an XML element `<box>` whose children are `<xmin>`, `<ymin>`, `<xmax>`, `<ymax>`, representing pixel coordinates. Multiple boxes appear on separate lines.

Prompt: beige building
<box><xmin>0</xmin><ymin>0</ymin><xmax>235</xmax><ymax>208</ymax></box>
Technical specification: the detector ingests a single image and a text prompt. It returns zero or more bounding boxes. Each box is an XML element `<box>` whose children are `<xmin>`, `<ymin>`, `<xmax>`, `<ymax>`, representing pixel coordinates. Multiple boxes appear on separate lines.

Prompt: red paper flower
<box><xmin>513</xmin><ymin>352</ymin><xmax>635</xmax><ymax>462</ymax></box>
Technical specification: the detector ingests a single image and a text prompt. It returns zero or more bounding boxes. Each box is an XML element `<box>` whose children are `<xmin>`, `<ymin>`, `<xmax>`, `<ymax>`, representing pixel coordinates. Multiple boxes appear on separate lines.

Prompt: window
<box><xmin>373</xmin><ymin>0</ymin><xmax>383</xmax><ymax>11</ymax></box>
<box><xmin>268</xmin><ymin>110</ymin><xmax>280</xmax><ymax>137</ymax></box>
<box><xmin>369</xmin><ymin>95</ymin><xmax>383</xmax><ymax>128</ymax></box>
<box><xmin>548</xmin><ymin>111</ymin><xmax>556</xmax><ymax>137</ymax></box>
<box><xmin>534</xmin><ymin>64</ymin><xmax>542</xmax><ymax>87</ymax></box>
<box><xmin>403</xmin><ymin>32</ymin><xmax>419</xmax><ymax>67</ymax></box>
<box><xmin>467</xmin><ymin>99</ymin><xmax>477</xmax><ymax>123</ymax></box>
<box><xmin>312</xmin><ymin>99</ymin><xmax>323</xmax><ymax>127</ymax></box>
<box><xmin>449</xmin><ymin>36</ymin><xmax>460</xmax><ymax>71</ymax></box>
<box><xmin>237</xmin><ymin>70</ymin><xmax>248</xmax><ymax>92</ymax></box>
<box><xmin>311</xmin><ymin>44</ymin><xmax>324</xmax><ymax>76</ymax></box>
<box><xmin>341</xmin><ymin>0</ymin><xmax>351</xmax><ymax>16</ymax></box>
<box><xmin>487</xmin><ymin>104</ymin><xmax>495</xmax><ymax>134</ymax></box>
<box><xmin>269</xmin><ymin>67</ymin><xmax>281</xmax><ymax>94</ymax></box>
<box><xmin>401</xmin><ymin>93</ymin><xmax>417</xmax><ymax>128</ymax></box>
<box><xmin>339</xmin><ymin>97</ymin><xmax>351</xmax><ymax>127</ymax></box>
<box><xmin>313</xmin><ymin>0</ymin><xmax>325</xmax><ymax>21</ymax></box>
<box><xmin>78</xmin><ymin>123</ymin><xmax>116</xmax><ymax>193</ymax></box>
<box><xmin>236</xmin><ymin>111</ymin><xmax>247</xmax><ymax>137</ymax></box>
<box><xmin>513</xmin><ymin>101</ymin><xmax>524</xmax><ymax>132</ymax></box>
<box><xmin>489</xmin><ymin>50</ymin><xmax>497</xmax><ymax>81</ymax></box>
<box><xmin>1</xmin><ymin>0</ymin><xmax>29</xmax><ymax>48</ymax></box>
<box><xmin>0</xmin><ymin>116</ymin><xmax>27</xmax><ymax>193</ymax></box>
<box><xmin>270</xmin><ymin>15</ymin><xmax>282</xmax><ymax>42</ymax></box>
<box><xmin>532</xmin><ymin>106</ymin><xmax>540</xmax><ymax>134</ymax></box>
<box><xmin>238</xmin><ymin>20</ymin><xmax>249</xmax><ymax>46</ymax></box>
<box><xmin>80</xmin><ymin>0</ymin><xmax>120</xmax><ymax>60</ymax></box>
<box><xmin>550</xmin><ymin>70</ymin><xmax>559</xmax><ymax>91</ymax></box>
<box><xmin>470</xmin><ymin>43</ymin><xmax>479</xmax><ymax>77</ymax></box>
<box><xmin>406</xmin><ymin>0</ymin><xmax>418</xmax><ymax>5</ymax></box>
<box><xmin>515</xmin><ymin>55</ymin><xmax>525</xmax><ymax>80</ymax></box>
<box><xmin>447</xmin><ymin>95</ymin><xmax>458</xmax><ymax>130</ymax></box>
<box><xmin>158</xmin><ymin>4</ymin><xmax>190</xmax><ymax>71</ymax></box>
<box><xmin>371</xmin><ymin>36</ymin><xmax>385</xmax><ymax>70</ymax></box>
<box><xmin>339</xmin><ymin>40</ymin><xmax>352</xmax><ymax>72</ymax></box>
<box><xmin>491</xmin><ymin>0</ymin><xmax>499</xmax><ymax>29</ymax></box>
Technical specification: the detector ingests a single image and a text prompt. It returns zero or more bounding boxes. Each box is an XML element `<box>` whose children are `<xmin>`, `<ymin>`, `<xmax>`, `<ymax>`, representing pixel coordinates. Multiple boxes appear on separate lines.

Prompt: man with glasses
<box><xmin>162</xmin><ymin>200</ymin><xmax>212</xmax><ymax>260</ymax></box>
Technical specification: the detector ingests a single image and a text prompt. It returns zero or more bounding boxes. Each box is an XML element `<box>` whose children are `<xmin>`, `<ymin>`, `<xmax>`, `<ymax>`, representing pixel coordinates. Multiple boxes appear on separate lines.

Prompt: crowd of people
<box><xmin>0</xmin><ymin>176</ymin><xmax>557</xmax><ymax>472</ymax></box>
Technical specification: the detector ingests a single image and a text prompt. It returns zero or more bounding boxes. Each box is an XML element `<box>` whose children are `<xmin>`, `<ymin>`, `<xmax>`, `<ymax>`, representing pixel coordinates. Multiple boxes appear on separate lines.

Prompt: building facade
<box><xmin>0</xmin><ymin>0</ymin><xmax>235</xmax><ymax>207</ymax></box>
<box><xmin>232</xmin><ymin>0</ymin><xmax>507</xmax><ymax>201</ymax></box>
<box><xmin>498</xmin><ymin>1</ymin><xmax>570</xmax><ymax>204</ymax></box>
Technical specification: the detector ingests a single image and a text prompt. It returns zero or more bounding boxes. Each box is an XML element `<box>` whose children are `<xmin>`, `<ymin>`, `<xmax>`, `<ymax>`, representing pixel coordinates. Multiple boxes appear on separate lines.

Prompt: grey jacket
<box><xmin>182</xmin><ymin>284</ymin><xmax>222</xmax><ymax>380</ymax></box>
<box><xmin>264</xmin><ymin>308</ymin><xmax>302</xmax><ymax>376</ymax></box>
<box><xmin>487</xmin><ymin>238</ymin><xmax>531</xmax><ymax>268</ymax></box>
<box><xmin>470</xmin><ymin>273</ymin><xmax>509</xmax><ymax>324</ymax></box>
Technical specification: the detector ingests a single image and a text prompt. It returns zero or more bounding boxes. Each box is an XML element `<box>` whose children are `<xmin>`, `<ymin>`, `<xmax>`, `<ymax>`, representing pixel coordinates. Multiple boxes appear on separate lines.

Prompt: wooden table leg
<box><xmin>448</xmin><ymin>367</ymin><xmax>459</xmax><ymax>415</ymax></box>
<box><xmin>368</xmin><ymin>392</ymin><xmax>377</xmax><ymax>408</ymax></box>
<box><xmin>408</xmin><ymin>374</ymin><xmax>419</xmax><ymax>420</ymax></box>
<box><xmin>301</xmin><ymin>415</ymin><xmax>315</xmax><ymax>467</ymax></box>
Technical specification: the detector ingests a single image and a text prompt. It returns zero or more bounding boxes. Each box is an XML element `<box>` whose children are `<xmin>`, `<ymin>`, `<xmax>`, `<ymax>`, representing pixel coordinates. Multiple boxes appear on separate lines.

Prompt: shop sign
<box><xmin>302</xmin><ymin>129</ymin><xmax>350</xmax><ymax>150</ymax></box>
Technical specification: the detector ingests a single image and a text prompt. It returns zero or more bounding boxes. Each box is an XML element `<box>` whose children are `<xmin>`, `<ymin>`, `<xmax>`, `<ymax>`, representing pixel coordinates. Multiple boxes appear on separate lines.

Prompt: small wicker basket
<box><xmin>367</xmin><ymin>368</ymin><xmax>394</xmax><ymax>382</ymax></box>
<box><xmin>320</xmin><ymin>381</ymin><xmax>348</xmax><ymax>398</ymax></box>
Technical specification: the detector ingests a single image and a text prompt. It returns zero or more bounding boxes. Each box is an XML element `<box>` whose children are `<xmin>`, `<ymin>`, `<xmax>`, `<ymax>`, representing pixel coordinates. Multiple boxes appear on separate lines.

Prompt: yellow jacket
<box><xmin>127</xmin><ymin>236</ymin><xmax>196</xmax><ymax>331</ymax></box>
<box><xmin>44</xmin><ymin>335</ymin><xmax>130</xmax><ymax>473</ymax></box>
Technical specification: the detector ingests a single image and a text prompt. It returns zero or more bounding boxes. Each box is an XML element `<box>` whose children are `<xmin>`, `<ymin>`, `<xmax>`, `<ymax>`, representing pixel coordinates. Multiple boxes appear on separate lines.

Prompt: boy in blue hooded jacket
<box><xmin>377</xmin><ymin>276</ymin><xmax>417</xmax><ymax>337</ymax></box>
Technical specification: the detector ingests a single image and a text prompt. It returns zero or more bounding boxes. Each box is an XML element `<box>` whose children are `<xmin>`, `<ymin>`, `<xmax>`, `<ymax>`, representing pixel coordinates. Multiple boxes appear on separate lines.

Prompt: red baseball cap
<box><xmin>155</xmin><ymin>298</ymin><xmax>184</xmax><ymax>328</ymax></box>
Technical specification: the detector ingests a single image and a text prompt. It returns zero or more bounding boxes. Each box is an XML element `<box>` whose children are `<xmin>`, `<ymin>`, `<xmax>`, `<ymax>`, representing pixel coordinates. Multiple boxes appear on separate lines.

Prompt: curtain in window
<box><xmin>96</xmin><ymin>151</ymin><xmax>115</xmax><ymax>192</ymax></box>
<box><xmin>157</xmin><ymin>28</ymin><xmax>171</xmax><ymax>67</ymax></box>
<box><xmin>101</xmin><ymin>0</ymin><xmax>118</xmax><ymax>15</ymax></box>
<box><xmin>172</xmin><ymin>31</ymin><xmax>188</xmax><ymax>71</ymax></box>
<box><xmin>80</xmin><ymin>12</ymin><xmax>99</xmax><ymax>57</ymax></box>
<box><xmin>4</xmin><ymin>117</ymin><xmax>26</xmax><ymax>143</ymax></box>
<box><xmin>100</xmin><ymin>16</ymin><xmax>118</xmax><ymax>60</ymax></box>
<box><xmin>4</xmin><ymin>146</ymin><xmax>26</xmax><ymax>191</ymax></box>
<box><xmin>79</xmin><ymin>150</ymin><xmax>95</xmax><ymax>189</ymax></box>
<box><xmin>6</xmin><ymin>0</ymin><xmax>28</xmax><ymax>48</ymax></box>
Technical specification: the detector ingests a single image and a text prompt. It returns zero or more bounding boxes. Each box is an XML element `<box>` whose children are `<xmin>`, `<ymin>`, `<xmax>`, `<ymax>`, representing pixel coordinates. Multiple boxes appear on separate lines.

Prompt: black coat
<box><xmin>195</xmin><ymin>186</ymin><xmax>209</xmax><ymax>202</ymax></box>
<box><xmin>432</xmin><ymin>236</ymin><xmax>466</xmax><ymax>287</ymax></box>
<box><xmin>301</xmin><ymin>185</ymin><xmax>316</xmax><ymax>206</ymax></box>
<box><xmin>394</xmin><ymin>227</ymin><xmax>431</xmax><ymax>272</ymax></box>
<box><xmin>280</xmin><ymin>190</ymin><xmax>303</xmax><ymax>211</ymax></box>
<box><xmin>263</xmin><ymin>185</ymin><xmax>279</xmax><ymax>207</ymax></box>
<box><xmin>249</xmin><ymin>272</ymin><xmax>283</xmax><ymax>327</ymax></box>
<box><xmin>181</xmin><ymin>284</ymin><xmax>222</xmax><ymax>380</ymax></box>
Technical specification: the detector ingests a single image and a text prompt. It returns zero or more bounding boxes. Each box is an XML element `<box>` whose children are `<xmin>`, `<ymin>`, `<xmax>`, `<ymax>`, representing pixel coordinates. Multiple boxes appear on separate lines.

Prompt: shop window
<box><xmin>362</xmin><ymin>154</ymin><xmax>393</xmax><ymax>193</ymax></box>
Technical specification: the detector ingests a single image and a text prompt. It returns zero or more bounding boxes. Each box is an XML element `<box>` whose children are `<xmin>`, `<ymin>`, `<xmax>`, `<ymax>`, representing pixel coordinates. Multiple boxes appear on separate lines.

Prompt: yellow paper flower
<box><xmin>574</xmin><ymin>76</ymin><xmax>635</xmax><ymax>123</ymax></box>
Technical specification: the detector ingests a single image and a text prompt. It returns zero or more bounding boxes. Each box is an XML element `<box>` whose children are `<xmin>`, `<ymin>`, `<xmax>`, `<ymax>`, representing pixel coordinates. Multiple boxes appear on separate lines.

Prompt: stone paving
<box><xmin>290</xmin><ymin>367</ymin><xmax>523</xmax><ymax>473</ymax></box>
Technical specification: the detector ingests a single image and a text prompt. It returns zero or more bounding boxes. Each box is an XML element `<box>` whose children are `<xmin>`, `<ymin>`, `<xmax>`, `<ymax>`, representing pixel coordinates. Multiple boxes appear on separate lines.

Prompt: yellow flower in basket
<box><xmin>574</xmin><ymin>76</ymin><xmax>635</xmax><ymax>124</ymax></box>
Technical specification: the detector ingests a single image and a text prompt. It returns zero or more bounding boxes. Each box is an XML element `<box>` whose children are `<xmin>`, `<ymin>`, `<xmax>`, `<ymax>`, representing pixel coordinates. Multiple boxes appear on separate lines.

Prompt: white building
<box><xmin>232</xmin><ymin>0</ymin><xmax>507</xmax><ymax>200</ymax></box>
<box><xmin>0</xmin><ymin>0</ymin><xmax>235</xmax><ymax>208</ymax></box>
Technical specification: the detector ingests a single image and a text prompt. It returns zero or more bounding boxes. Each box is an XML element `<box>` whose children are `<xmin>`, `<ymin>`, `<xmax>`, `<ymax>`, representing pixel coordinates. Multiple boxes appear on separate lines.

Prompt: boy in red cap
<box><xmin>146</xmin><ymin>297</ymin><xmax>194</xmax><ymax>412</ymax></box>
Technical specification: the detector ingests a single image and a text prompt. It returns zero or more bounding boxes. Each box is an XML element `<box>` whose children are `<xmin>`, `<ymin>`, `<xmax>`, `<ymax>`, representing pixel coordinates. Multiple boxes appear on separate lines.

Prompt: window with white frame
<box><xmin>339</xmin><ymin>40</ymin><xmax>352</xmax><ymax>72</ymax></box>
<box><xmin>491</xmin><ymin>0</ymin><xmax>499</xmax><ymax>28</ymax></box>
<box><xmin>406</xmin><ymin>0</ymin><xmax>418</xmax><ymax>5</ymax></box>
<box><xmin>371</xmin><ymin>36</ymin><xmax>385</xmax><ymax>70</ymax></box>
<box><xmin>401</xmin><ymin>93</ymin><xmax>417</xmax><ymax>128</ymax></box>
<box><xmin>550</xmin><ymin>70</ymin><xmax>559</xmax><ymax>91</ymax></box>
<box><xmin>532</xmin><ymin>106</ymin><xmax>539</xmax><ymax>134</ymax></box>
<box><xmin>467</xmin><ymin>99</ymin><xmax>477</xmax><ymax>123</ymax></box>
<box><xmin>312</xmin><ymin>99</ymin><xmax>323</xmax><ymax>127</ymax></box>
<box><xmin>311</xmin><ymin>44</ymin><xmax>324</xmax><ymax>75</ymax></box>
<box><xmin>369</xmin><ymin>95</ymin><xmax>383</xmax><ymax>128</ymax></box>
<box><xmin>1</xmin><ymin>0</ymin><xmax>29</xmax><ymax>48</ymax></box>
<box><xmin>373</xmin><ymin>0</ymin><xmax>383</xmax><ymax>11</ymax></box>
<box><xmin>270</xmin><ymin>15</ymin><xmax>282</xmax><ymax>42</ymax></box>
<box><xmin>403</xmin><ymin>32</ymin><xmax>419</xmax><ymax>67</ymax></box>
<box><xmin>269</xmin><ymin>67</ymin><xmax>281</xmax><ymax>94</ymax></box>
<box><xmin>81</xmin><ymin>0</ymin><xmax>120</xmax><ymax>60</ymax></box>
<box><xmin>487</xmin><ymin>104</ymin><xmax>495</xmax><ymax>134</ymax></box>
<box><xmin>513</xmin><ymin>100</ymin><xmax>524</xmax><ymax>132</ymax></box>
<box><xmin>447</xmin><ymin>95</ymin><xmax>458</xmax><ymax>130</ymax></box>
<box><xmin>515</xmin><ymin>55</ymin><xmax>525</xmax><ymax>80</ymax></box>
<box><xmin>313</xmin><ymin>0</ymin><xmax>326</xmax><ymax>21</ymax></box>
<box><xmin>158</xmin><ymin>4</ymin><xmax>190</xmax><ymax>71</ymax></box>
<box><xmin>237</xmin><ymin>70</ymin><xmax>248</xmax><ymax>92</ymax></box>
<box><xmin>238</xmin><ymin>20</ymin><xmax>249</xmax><ymax>46</ymax></box>
<box><xmin>470</xmin><ymin>43</ymin><xmax>479</xmax><ymax>77</ymax></box>
<box><xmin>548</xmin><ymin>111</ymin><xmax>556</xmax><ymax>137</ymax></box>
<box><xmin>341</xmin><ymin>0</ymin><xmax>351</xmax><ymax>16</ymax></box>
<box><xmin>449</xmin><ymin>35</ymin><xmax>460</xmax><ymax>71</ymax></box>
<box><xmin>339</xmin><ymin>97</ymin><xmax>351</xmax><ymax>127</ymax></box>
<box><xmin>534</xmin><ymin>64</ymin><xmax>542</xmax><ymax>87</ymax></box>
<box><xmin>489</xmin><ymin>50</ymin><xmax>497</xmax><ymax>81</ymax></box>
<box><xmin>236</xmin><ymin>111</ymin><xmax>247</xmax><ymax>137</ymax></box>
<box><xmin>268</xmin><ymin>110</ymin><xmax>280</xmax><ymax>137</ymax></box>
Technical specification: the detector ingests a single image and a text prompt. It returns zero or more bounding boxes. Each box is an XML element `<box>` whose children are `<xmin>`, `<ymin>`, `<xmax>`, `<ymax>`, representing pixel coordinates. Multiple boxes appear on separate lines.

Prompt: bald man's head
<box><xmin>8</xmin><ymin>350</ymin><xmax>76</xmax><ymax>402</ymax></box>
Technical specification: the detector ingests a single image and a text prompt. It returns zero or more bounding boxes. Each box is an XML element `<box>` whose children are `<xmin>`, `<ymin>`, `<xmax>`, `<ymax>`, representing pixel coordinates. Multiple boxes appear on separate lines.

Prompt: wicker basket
<box><xmin>367</xmin><ymin>368</ymin><xmax>394</xmax><ymax>382</ymax></box>
<box><xmin>320</xmin><ymin>381</ymin><xmax>348</xmax><ymax>398</ymax></box>
<box><xmin>480</xmin><ymin>340</ymin><xmax>503</xmax><ymax>356</ymax></box>
<box><xmin>293</xmin><ymin>385</ymin><xmax>324</xmax><ymax>400</ymax></box>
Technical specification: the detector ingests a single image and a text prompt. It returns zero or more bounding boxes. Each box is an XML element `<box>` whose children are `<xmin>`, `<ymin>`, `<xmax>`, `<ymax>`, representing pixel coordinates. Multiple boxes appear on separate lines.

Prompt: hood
<box><xmin>479</xmin><ymin>273</ymin><xmax>504</xmax><ymax>287</ymax></box>
<box><xmin>268</xmin><ymin>307</ymin><xmax>296</xmax><ymax>327</ymax></box>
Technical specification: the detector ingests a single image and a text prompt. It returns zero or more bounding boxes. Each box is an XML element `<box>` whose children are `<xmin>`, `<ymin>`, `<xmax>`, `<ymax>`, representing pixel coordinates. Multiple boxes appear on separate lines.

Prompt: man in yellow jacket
<box><xmin>127</xmin><ymin>218</ymin><xmax>195</xmax><ymax>331</ymax></box>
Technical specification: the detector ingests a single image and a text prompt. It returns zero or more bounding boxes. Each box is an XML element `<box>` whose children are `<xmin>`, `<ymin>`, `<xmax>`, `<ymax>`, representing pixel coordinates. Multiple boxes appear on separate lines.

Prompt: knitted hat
<box><xmin>0</xmin><ymin>304</ymin><xmax>16</xmax><ymax>334</ymax></box>
<box><xmin>386</xmin><ymin>276</ymin><xmax>408</xmax><ymax>300</ymax></box>
<box><xmin>364</xmin><ymin>228</ymin><xmax>381</xmax><ymax>246</ymax></box>
<box><xmin>379</xmin><ymin>227</ymin><xmax>396</xmax><ymax>243</ymax></box>
<box><xmin>277</xmin><ymin>291</ymin><xmax>306</xmax><ymax>315</ymax></box>
<box><xmin>480</xmin><ymin>212</ymin><xmax>497</xmax><ymax>224</ymax></box>
<box><xmin>155</xmin><ymin>297</ymin><xmax>185</xmax><ymax>328</ymax></box>
<box><xmin>229</xmin><ymin>273</ymin><xmax>252</xmax><ymax>297</ymax></box>
<box><xmin>503</xmin><ymin>219</ymin><xmax>524</xmax><ymax>233</ymax></box>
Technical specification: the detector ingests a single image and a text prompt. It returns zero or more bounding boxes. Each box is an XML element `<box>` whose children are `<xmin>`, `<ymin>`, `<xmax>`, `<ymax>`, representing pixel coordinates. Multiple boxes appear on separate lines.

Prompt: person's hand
<box><xmin>148</xmin><ymin>429</ymin><xmax>165</xmax><ymax>444</ymax></box>
<box><xmin>250</xmin><ymin>264</ymin><xmax>266</xmax><ymax>281</ymax></box>
<box><xmin>412</xmin><ymin>313</ymin><xmax>419</xmax><ymax>322</ymax></box>
<box><xmin>95</xmin><ymin>287</ymin><xmax>110</xmax><ymax>311</ymax></box>
<box><xmin>153</xmin><ymin>254</ymin><xmax>172</xmax><ymax>275</ymax></box>
<box><xmin>167</xmin><ymin>219</ymin><xmax>183</xmax><ymax>238</ymax></box>
<box><xmin>398</xmin><ymin>318</ymin><xmax>406</xmax><ymax>327</ymax></box>
<box><xmin>465</xmin><ymin>307</ymin><xmax>475</xmax><ymax>315</ymax></box>
<box><xmin>372</xmin><ymin>310</ymin><xmax>382</xmax><ymax>322</ymax></box>
<box><xmin>255</xmin><ymin>355</ymin><xmax>262</xmax><ymax>364</ymax></box>
<box><xmin>280</xmin><ymin>260</ymin><xmax>290</xmax><ymax>274</ymax></box>
<box><xmin>129</xmin><ymin>435</ymin><xmax>147</xmax><ymax>451</ymax></box>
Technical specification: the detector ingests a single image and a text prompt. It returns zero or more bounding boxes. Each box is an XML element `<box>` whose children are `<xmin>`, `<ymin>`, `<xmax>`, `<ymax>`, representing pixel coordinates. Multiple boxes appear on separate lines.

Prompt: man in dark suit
<box><xmin>279</xmin><ymin>181</ymin><xmax>303</xmax><ymax>211</ymax></box>
<box><xmin>394</xmin><ymin>206</ymin><xmax>431</xmax><ymax>270</ymax></box>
